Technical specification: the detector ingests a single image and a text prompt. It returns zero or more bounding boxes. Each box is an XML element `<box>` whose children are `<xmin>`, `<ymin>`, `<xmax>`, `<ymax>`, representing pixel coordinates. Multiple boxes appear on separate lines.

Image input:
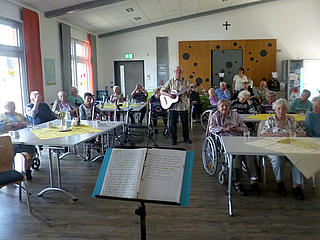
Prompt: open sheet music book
<box><xmin>99</xmin><ymin>148</ymin><xmax>186</xmax><ymax>204</ymax></box>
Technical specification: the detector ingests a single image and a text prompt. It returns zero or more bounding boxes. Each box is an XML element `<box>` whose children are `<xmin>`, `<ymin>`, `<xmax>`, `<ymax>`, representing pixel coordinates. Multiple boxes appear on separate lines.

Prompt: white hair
<box><xmin>272</xmin><ymin>98</ymin><xmax>289</xmax><ymax>110</ymax></box>
<box><xmin>113</xmin><ymin>86</ymin><xmax>119</xmax><ymax>92</ymax></box>
<box><xmin>266</xmin><ymin>91</ymin><xmax>276</xmax><ymax>97</ymax></box>
<box><xmin>57</xmin><ymin>91</ymin><xmax>66</xmax><ymax>97</ymax></box>
<box><xmin>312</xmin><ymin>96</ymin><xmax>320</xmax><ymax>104</ymax></box>
<box><xmin>217</xmin><ymin>99</ymin><xmax>230</xmax><ymax>107</ymax></box>
<box><xmin>238</xmin><ymin>90</ymin><xmax>250</xmax><ymax>99</ymax></box>
<box><xmin>30</xmin><ymin>91</ymin><xmax>39</xmax><ymax>100</ymax></box>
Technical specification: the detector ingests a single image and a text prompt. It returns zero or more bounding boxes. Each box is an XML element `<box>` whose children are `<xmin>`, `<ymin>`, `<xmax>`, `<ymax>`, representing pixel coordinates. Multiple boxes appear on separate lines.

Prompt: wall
<box><xmin>98</xmin><ymin>0</ymin><xmax>320</xmax><ymax>91</ymax></box>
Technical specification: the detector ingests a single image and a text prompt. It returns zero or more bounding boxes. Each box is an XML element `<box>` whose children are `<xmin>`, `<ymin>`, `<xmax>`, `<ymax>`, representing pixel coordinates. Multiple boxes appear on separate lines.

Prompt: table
<box><xmin>7</xmin><ymin>119</ymin><xmax>124</xmax><ymax>200</ymax></box>
<box><xmin>100</xmin><ymin>103</ymin><xmax>147</xmax><ymax>121</ymax></box>
<box><xmin>220</xmin><ymin>136</ymin><xmax>320</xmax><ymax>216</ymax></box>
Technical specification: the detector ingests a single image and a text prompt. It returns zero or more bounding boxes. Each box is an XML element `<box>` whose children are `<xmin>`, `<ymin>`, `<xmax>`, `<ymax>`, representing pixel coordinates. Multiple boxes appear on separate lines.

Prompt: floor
<box><xmin>1</xmin><ymin>123</ymin><xmax>320</xmax><ymax>240</ymax></box>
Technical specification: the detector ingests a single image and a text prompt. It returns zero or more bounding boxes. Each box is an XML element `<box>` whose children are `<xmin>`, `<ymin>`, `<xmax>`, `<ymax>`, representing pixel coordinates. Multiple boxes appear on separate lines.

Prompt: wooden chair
<box><xmin>0</xmin><ymin>136</ymin><xmax>32</xmax><ymax>214</ymax></box>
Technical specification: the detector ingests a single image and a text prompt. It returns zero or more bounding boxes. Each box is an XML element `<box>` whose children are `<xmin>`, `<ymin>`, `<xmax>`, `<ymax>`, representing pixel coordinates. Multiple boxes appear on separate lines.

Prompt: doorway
<box><xmin>114</xmin><ymin>60</ymin><xmax>144</xmax><ymax>98</ymax></box>
<box><xmin>211</xmin><ymin>49</ymin><xmax>243</xmax><ymax>92</ymax></box>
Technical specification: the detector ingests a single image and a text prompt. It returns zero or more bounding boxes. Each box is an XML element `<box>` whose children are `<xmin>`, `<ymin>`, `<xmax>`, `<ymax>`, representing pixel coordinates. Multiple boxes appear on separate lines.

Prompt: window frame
<box><xmin>0</xmin><ymin>16</ymin><xmax>29</xmax><ymax>114</ymax></box>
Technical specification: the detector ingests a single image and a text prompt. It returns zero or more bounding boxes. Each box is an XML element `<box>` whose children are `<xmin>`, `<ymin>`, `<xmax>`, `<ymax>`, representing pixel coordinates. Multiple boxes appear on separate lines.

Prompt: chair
<box><xmin>0</xmin><ymin>136</ymin><xmax>32</xmax><ymax>214</ymax></box>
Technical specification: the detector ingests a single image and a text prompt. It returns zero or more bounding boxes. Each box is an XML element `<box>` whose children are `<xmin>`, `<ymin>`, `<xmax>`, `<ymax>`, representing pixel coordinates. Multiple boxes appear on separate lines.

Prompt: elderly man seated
<box><xmin>289</xmin><ymin>89</ymin><xmax>313</xmax><ymax>113</ymax></box>
<box><xmin>26</xmin><ymin>91</ymin><xmax>57</xmax><ymax>125</ymax></box>
<box><xmin>209</xmin><ymin>99</ymin><xmax>260</xmax><ymax>196</ymax></box>
<box><xmin>130</xmin><ymin>83</ymin><xmax>148</xmax><ymax>124</ymax></box>
<box><xmin>215</xmin><ymin>82</ymin><xmax>231</xmax><ymax>101</ymax></box>
<box><xmin>0</xmin><ymin>101</ymin><xmax>35</xmax><ymax>180</ymax></box>
<box><xmin>305</xmin><ymin>96</ymin><xmax>320</xmax><ymax>137</ymax></box>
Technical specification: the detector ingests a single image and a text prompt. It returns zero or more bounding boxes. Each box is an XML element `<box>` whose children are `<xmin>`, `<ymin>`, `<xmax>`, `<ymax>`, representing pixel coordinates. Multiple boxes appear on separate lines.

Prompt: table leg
<box><xmin>37</xmin><ymin>148</ymin><xmax>78</xmax><ymax>201</ymax></box>
<box><xmin>226</xmin><ymin>154</ymin><xmax>234</xmax><ymax>217</ymax></box>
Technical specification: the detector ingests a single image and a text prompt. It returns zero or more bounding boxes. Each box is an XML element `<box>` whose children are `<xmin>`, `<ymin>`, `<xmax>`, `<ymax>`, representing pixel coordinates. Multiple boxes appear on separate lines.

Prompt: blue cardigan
<box><xmin>305</xmin><ymin>112</ymin><xmax>320</xmax><ymax>137</ymax></box>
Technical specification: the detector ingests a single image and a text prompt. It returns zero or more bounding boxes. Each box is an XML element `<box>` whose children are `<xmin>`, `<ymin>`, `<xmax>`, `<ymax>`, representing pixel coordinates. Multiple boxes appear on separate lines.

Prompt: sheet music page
<box><xmin>138</xmin><ymin>148</ymin><xmax>186</xmax><ymax>203</ymax></box>
<box><xmin>100</xmin><ymin>148</ymin><xmax>147</xmax><ymax>199</ymax></box>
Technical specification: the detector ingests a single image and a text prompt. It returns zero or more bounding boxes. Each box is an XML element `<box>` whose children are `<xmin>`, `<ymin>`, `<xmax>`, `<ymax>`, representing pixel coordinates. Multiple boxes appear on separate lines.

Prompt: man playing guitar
<box><xmin>160</xmin><ymin>66</ymin><xmax>192</xmax><ymax>145</ymax></box>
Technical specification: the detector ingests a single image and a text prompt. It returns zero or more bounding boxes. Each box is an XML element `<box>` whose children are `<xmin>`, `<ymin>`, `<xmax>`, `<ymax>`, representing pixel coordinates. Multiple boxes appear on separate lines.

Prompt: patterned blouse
<box><xmin>260</xmin><ymin>115</ymin><xmax>304</xmax><ymax>135</ymax></box>
<box><xmin>209</xmin><ymin>110</ymin><xmax>248</xmax><ymax>136</ymax></box>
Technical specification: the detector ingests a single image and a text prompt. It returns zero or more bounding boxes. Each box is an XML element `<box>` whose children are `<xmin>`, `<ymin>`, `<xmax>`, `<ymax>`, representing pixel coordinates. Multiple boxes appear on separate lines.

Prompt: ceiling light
<box><xmin>134</xmin><ymin>17</ymin><xmax>141</xmax><ymax>20</ymax></box>
<box><xmin>126</xmin><ymin>8</ymin><xmax>134</xmax><ymax>12</ymax></box>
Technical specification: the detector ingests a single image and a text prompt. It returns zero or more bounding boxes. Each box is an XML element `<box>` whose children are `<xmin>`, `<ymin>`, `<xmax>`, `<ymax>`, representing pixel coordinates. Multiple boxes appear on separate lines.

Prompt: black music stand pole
<box><xmin>135</xmin><ymin>201</ymin><xmax>146</xmax><ymax>240</ymax></box>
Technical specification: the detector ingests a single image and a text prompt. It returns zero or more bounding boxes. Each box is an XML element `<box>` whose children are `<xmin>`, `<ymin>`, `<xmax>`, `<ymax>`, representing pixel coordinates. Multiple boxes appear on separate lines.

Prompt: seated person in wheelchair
<box><xmin>150</xmin><ymin>87</ymin><xmax>168</xmax><ymax>136</ymax></box>
<box><xmin>110</xmin><ymin>86</ymin><xmax>126</xmax><ymax>121</ymax></box>
<box><xmin>79</xmin><ymin>92</ymin><xmax>102</xmax><ymax>120</ymax></box>
<box><xmin>208</xmin><ymin>88</ymin><xmax>218</xmax><ymax>109</ymax></box>
<box><xmin>0</xmin><ymin>101</ymin><xmax>35</xmax><ymax>180</ymax></box>
<box><xmin>189</xmin><ymin>84</ymin><xmax>202</xmax><ymax>120</ymax></box>
<box><xmin>260</xmin><ymin>98</ymin><xmax>305</xmax><ymax>200</ymax></box>
<box><xmin>130</xmin><ymin>83</ymin><xmax>148</xmax><ymax>124</ymax></box>
<box><xmin>209</xmin><ymin>99</ymin><xmax>260</xmax><ymax>196</ymax></box>
<box><xmin>231</xmin><ymin>90</ymin><xmax>257</xmax><ymax>114</ymax></box>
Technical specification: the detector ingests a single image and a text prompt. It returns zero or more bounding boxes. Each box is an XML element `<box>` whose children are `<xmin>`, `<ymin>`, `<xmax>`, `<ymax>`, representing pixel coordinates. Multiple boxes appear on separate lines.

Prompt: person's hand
<box><xmin>34</xmin><ymin>94</ymin><xmax>41</xmax><ymax>105</ymax></box>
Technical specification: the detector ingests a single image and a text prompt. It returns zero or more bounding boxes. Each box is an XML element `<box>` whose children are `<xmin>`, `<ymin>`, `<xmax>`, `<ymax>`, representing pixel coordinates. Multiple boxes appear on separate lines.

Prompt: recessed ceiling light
<box><xmin>134</xmin><ymin>17</ymin><xmax>141</xmax><ymax>20</ymax></box>
<box><xmin>126</xmin><ymin>8</ymin><xmax>134</xmax><ymax>12</ymax></box>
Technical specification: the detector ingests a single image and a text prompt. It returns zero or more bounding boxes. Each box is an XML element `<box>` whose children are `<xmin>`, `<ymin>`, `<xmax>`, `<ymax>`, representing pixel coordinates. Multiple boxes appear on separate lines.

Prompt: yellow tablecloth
<box><xmin>32</xmin><ymin>124</ymin><xmax>101</xmax><ymax>140</ymax></box>
<box><xmin>101</xmin><ymin>104</ymin><xmax>140</xmax><ymax>110</ymax></box>
<box><xmin>245</xmin><ymin>114</ymin><xmax>305</xmax><ymax>122</ymax></box>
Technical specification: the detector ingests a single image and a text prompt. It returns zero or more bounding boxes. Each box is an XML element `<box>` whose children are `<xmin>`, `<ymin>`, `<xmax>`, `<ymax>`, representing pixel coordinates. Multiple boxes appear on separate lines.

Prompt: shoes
<box><xmin>276</xmin><ymin>181</ymin><xmax>287</xmax><ymax>195</ymax></box>
<box><xmin>163</xmin><ymin>127</ymin><xmax>169</xmax><ymax>138</ymax></box>
<box><xmin>292</xmin><ymin>186</ymin><xmax>304</xmax><ymax>200</ymax></box>
<box><xmin>154</xmin><ymin>129</ymin><xmax>159</xmax><ymax>134</ymax></box>
<box><xmin>235</xmin><ymin>183</ymin><xmax>247</xmax><ymax>196</ymax></box>
<box><xmin>172</xmin><ymin>139</ymin><xmax>177</xmax><ymax>145</ymax></box>
<box><xmin>25</xmin><ymin>170</ymin><xmax>32</xmax><ymax>181</ymax></box>
<box><xmin>250</xmin><ymin>182</ymin><xmax>261</xmax><ymax>195</ymax></box>
<box><xmin>184</xmin><ymin>139</ymin><xmax>192</xmax><ymax>144</ymax></box>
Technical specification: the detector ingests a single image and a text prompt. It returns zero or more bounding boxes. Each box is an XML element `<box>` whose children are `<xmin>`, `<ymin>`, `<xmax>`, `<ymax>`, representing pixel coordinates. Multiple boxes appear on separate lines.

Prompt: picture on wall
<box><xmin>44</xmin><ymin>58</ymin><xmax>56</xmax><ymax>85</ymax></box>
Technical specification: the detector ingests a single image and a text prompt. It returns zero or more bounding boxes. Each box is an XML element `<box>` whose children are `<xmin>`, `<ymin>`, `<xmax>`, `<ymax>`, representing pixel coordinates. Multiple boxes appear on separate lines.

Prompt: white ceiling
<box><xmin>16</xmin><ymin>0</ymin><xmax>267</xmax><ymax>36</ymax></box>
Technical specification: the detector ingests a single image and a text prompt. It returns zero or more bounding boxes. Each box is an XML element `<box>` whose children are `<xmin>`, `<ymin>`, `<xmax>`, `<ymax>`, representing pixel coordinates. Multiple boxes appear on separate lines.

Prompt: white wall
<box><xmin>0</xmin><ymin>0</ymin><xmax>21</xmax><ymax>21</ymax></box>
<box><xmin>38</xmin><ymin>12</ymin><xmax>63</xmax><ymax>104</ymax></box>
<box><xmin>98</xmin><ymin>0</ymin><xmax>320</xmax><ymax>91</ymax></box>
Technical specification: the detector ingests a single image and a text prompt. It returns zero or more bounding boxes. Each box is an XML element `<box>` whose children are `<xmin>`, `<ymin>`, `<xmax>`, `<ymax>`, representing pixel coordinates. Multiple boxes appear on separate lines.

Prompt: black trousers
<box><xmin>129</xmin><ymin>107</ymin><xmax>146</xmax><ymax>123</ymax></box>
<box><xmin>152</xmin><ymin>110</ymin><xmax>168</xmax><ymax>128</ymax></box>
<box><xmin>169</xmin><ymin>110</ymin><xmax>189</xmax><ymax>141</ymax></box>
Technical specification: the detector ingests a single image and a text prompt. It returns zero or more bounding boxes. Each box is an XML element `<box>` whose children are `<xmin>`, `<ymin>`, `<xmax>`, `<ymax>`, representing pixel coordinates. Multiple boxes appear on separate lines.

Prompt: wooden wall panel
<box><xmin>179</xmin><ymin>39</ymin><xmax>276</xmax><ymax>91</ymax></box>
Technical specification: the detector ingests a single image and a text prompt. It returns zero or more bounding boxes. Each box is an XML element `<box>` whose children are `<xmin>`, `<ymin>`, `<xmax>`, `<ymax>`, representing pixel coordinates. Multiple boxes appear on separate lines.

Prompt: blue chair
<box><xmin>0</xmin><ymin>136</ymin><xmax>32</xmax><ymax>214</ymax></box>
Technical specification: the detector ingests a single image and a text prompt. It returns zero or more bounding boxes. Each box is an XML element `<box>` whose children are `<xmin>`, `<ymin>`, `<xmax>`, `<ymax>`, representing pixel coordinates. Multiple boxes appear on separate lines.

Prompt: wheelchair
<box><xmin>200</xmin><ymin>106</ymin><xmax>217</xmax><ymax>130</ymax></box>
<box><xmin>201</xmin><ymin>110</ymin><xmax>229</xmax><ymax>184</ymax></box>
<box><xmin>147</xmin><ymin>102</ymin><xmax>169</xmax><ymax>138</ymax></box>
<box><xmin>31</xmin><ymin>146</ymin><xmax>41</xmax><ymax>170</ymax></box>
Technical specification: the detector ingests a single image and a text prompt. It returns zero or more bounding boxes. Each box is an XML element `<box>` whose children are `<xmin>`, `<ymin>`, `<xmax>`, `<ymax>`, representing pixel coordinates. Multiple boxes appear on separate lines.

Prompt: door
<box><xmin>114</xmin><ymin>60</ymin><xmax>144</xmax><ymax>98</ymax></box>
<box><xmin>211</xmin><ymin>50</ymin><xmax>243</xmax><ymax>92</ymax></box>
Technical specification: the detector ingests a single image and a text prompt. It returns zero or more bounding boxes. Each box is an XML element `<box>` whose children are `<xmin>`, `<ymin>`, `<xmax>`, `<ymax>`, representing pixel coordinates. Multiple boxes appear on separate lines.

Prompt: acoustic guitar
<box><xmin>160</xmin><ymin>89</ymin><xmax>188</xmax><ymax>109</ymax></box>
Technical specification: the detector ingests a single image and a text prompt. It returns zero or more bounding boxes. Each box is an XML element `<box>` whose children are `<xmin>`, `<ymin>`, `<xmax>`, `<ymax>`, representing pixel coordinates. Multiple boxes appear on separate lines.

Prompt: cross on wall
<box><xmin>223</xmin><ymin>21</ymin><xmax>231</xmax><ymax>30</ymax></box>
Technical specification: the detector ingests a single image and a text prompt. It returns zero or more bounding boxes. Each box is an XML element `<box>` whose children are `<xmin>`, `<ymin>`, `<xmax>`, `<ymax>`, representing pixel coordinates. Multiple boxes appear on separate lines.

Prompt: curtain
<box><xmin>88</xmin><ymin>34</ymin><xmax>98</xmax><ymax>94</ymax></box>
<box><xmin>60</xmin><ymin>23</ymin><xmax>72</xmax><ymax>93</ymax></box>
<box><xmin>22</xmin><ymin>8</ymin><xmax>44</xmax><ymax>97</ymax></box>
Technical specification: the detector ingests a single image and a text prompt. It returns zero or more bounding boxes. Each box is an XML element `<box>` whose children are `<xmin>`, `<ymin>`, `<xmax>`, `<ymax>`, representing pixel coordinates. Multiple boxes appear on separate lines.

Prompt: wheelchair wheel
<box><xmin>31</xmin><ymin>157</ymin><xmax>40</xmax><ymax>170</ymax></box>
<box><xmin>202</xmin><ymin>136</ymin><xmax>218</xmax><ymax>175</ymax></box>
<box><xmin>200</xmin><ymin>110</ymin><xmax>211</xmax><ymax>130</ymax></box>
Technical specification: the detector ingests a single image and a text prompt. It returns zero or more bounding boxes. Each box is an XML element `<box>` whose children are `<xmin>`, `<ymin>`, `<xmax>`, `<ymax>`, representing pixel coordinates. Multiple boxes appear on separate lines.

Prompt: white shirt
<box><xmin>233</xmin><ymin>74</ymin><xmax>248</xmax><ymax>92</ymax></box>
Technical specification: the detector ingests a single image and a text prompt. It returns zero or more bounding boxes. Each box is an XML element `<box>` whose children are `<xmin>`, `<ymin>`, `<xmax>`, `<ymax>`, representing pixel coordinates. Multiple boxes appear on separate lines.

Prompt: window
<box><xmin>71</xmin><ymin>39</ymin><xmax>90</xmax><ymax>99</ymax></box>
<box><xmin>0</xmin><ymin>18</ymin><xmax>28</xmax><ymax>114</ymax></box>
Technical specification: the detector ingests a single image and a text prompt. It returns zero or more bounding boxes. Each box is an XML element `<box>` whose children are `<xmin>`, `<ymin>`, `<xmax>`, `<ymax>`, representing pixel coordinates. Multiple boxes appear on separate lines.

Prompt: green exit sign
<box><xmin>124</xmin><ymin>53</ymin><xmax>134</xmax><ymax>59</ymax></box>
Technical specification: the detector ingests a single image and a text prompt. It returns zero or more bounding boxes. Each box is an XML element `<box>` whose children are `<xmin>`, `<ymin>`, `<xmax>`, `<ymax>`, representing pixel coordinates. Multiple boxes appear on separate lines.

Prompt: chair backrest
<box><xmin>205</xmin><ymin>109</ymin><xmax>215</xmax><ymax>136</ymax></box>
<box><xmin>0</xmin><ymin>136</ymin><xmax>14</xmax><ymax>172</ymax></box>
<box><xmin>257</xmin><ymin>120</ymin><xmax>266</xmax><ymax>137</ymax></box>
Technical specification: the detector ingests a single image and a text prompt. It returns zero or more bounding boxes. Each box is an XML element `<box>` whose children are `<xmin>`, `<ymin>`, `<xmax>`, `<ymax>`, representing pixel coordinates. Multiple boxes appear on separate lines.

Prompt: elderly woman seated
<box><xmin>231</xmin><ymin>90</ymin><xmax>257</xmax><ymax>114</ymax></box>
<box><xmin>260</xmin><ymin>98</ymin><xmax>306</xmax><ymax>200</ymax></box>
<box><xmin>258</xmin><ymin>91</ymin><xmax>276</xmax><ymax>113</ymax></box>
<box><xmin>67</xmin><ymin>87</ymin><xmax>84</xmax><ymax>108</ymax></box>
<box><xmin>0</xmin><ymin>101</ymin><xmax>35</xmax><ymax>180</ymax></box>
<box><xmin>52</xmin><ymin>91</ymin><xmax>76</xmax><ymax>116</ymax></box>
<box><xmin>305</xmin><ymin>96</ymin><xmax>320</xmax><ymax>137</ymax></box>
<box><xmin>209</xmin><ymin>99</ymin><xmax>260</xmax><ymax>196</ymax></box>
